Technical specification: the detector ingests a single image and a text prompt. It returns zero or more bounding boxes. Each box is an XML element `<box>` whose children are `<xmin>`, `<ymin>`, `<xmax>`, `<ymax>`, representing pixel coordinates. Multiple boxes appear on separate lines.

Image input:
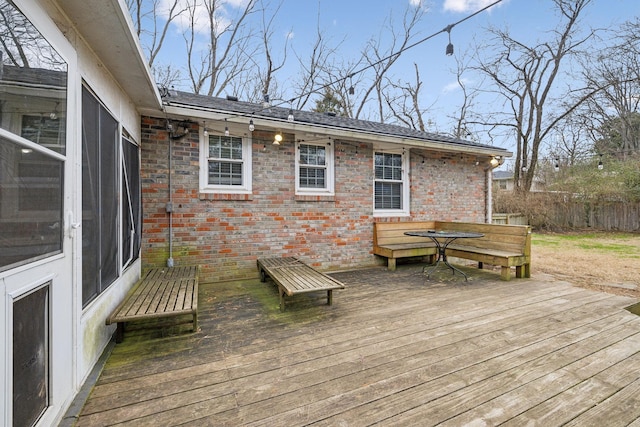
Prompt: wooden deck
<box><xmin>74</xmin><ymin>264</ymin><xmax>640</xmax><ymax>426</ymax></box>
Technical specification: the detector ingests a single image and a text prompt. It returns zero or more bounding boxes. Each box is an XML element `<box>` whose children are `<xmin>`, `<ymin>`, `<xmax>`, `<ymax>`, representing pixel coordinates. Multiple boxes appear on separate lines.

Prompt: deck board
<box><xmin>76</xmin><ymin>265</ymin><xmax>640</xmax><ymax>426</ymax></box>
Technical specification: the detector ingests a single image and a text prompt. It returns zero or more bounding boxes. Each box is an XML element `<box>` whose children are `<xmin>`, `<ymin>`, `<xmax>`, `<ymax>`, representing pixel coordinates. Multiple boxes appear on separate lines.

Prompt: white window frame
<box><xmin>373</xmin><ymin>149</ymin><xmax>410</xmax><ymax>217</ymax></box>
<box><xmin>199</xmin><ymin>128</ymin><xmax>252</xmax><ymax>194</ymax></box>
<box><xmin>295</xmin><ymin>140</ymin><xmax>334</xmax><ymax>196</ymax></box>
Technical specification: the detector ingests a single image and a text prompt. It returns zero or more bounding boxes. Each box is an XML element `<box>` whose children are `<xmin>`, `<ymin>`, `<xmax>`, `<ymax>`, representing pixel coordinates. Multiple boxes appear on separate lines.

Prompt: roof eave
<box><xmin>156</xmin><ymin>103</ymin><xmax>512</xmax><ymax>158</ymax></box>
<box><xmin>56</xmin><ymin>0</ymin><xmax>161</xmax><ymax>110</ymax></box>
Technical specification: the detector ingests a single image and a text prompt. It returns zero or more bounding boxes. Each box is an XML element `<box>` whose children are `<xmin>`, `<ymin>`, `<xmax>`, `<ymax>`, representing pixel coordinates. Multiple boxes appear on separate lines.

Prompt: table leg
<box><xmin>423</xmin><ymin>237</ymin><xmax>469</xmax><ymax>281</ymax></box>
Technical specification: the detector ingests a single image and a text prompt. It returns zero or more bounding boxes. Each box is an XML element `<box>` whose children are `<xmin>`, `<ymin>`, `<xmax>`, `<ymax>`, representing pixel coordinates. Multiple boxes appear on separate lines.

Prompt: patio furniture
<box><xmin>404</xmin><ymin>230</ymin><xmax>484</xmax><ymax>281</ymax></box>
<box><xmin>374</xmin><ymin>221</ymin><xmax>531</xmax><ymax>280</ymax></box>
<box><xmin>106</xmin><ymin>266</ymin><xmax>199</xmax><ymax>342</ymax></box>
<box><xmin>257</xmin><ymin>257</ymin><xmax>345</xmax><ymax>311</ymax></box>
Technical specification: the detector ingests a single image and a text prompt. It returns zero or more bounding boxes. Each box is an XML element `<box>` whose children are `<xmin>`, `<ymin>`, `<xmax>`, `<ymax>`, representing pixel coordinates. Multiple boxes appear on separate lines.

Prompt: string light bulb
<box><xmin>554</xmin><ymin>158</ymin><xmax>559</xmax><ymax>172</ymax></box>
<box><xmin>203</xmin><ymin>121</ymin><xmax>208</xmax><ymax>137</ymax></box>
<box><xmin>273</xmin><ymin>131</ymin><xmax>283</xmax><ymax>145</ymax></box>
<box><xmin>288</xmin><ymin>108</ymin><xmax>294</xmax><ymax>122</ymax></box>
<box><xmin>224</xmin><ymin>119</ymin><xmax>229</xmax><ymax>137</ymax></box>
<box><xmin>249</xmin><ymin>119</ymin><xmax>255</xmax><ymax>132</ymax></box>
<box><xmin>445</xmin><ymin>24</ymin><xmax>454</xmax><ymax>56</ymax></box>
<box><xmin>598</xmin><ymin>154</ymin><xmax>604</xmax><ymax>170</ymax></box>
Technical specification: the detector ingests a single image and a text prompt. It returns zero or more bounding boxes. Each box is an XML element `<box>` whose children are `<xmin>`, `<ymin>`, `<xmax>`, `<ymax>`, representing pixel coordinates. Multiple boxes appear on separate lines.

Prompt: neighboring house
<box><xmin>0</xmin><ymin>0</ymin><xmax>160</xmax><ymax>426</ymax></box>
<box><xmin>140</xmin><ymin>91</ymin><xmax>512</xmax><ymax>283</ymax></box>
<box><xmin>493</xmin><ymin>170</ymin><xmax>546</xmax><ymax>192</ymax></box>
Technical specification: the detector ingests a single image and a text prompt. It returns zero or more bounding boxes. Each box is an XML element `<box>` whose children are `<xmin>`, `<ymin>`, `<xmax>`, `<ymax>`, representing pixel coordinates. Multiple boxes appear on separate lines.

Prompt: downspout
<box><xmin>166</xmin><ymin>121</ymin><xmax>174</xmax><ymax>268</ymax></box>
<box><xmin>485</xmin><ymin>156</ymin><xmax>504</xmax><ymax>223</ymax></box>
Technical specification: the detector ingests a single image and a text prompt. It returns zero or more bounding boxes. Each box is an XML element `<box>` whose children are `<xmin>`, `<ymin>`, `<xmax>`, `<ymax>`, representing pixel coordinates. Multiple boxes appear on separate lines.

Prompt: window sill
<box><xmin>199</xmin><ymin>192</ymin><xmax>253</xmax><ymax>201</ymax></box>
<box><xmin>295</xmin><ymin>194</ymin><xmax>336</xmax><ymax>202</ymax></box>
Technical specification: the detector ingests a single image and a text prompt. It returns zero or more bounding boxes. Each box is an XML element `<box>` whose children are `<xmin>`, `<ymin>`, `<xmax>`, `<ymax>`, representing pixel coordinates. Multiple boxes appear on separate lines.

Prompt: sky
<box><xmin>150</xmin><ymin>0</ymin><xmax>640</xmax><ymax>156</ymax></box>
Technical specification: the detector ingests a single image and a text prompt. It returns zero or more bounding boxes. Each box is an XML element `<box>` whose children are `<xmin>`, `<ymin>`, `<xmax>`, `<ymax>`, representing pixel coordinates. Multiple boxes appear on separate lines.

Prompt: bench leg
<box><xmin>193</xmin><ymin>312</ymin><xmax>198</xmax><ymax>332</ymax></box>
<box><xmin>500</xmin><ymin>266</ymin><xmax>512</xmax><ymax>281</ymax></box>
<box><xmin>387</xmin><ymin>258</ymin><xmax>397</xmax><ymax>271</ymax></box>
<box><xmin>115</xmin><ymin>322</ymin><xmax>125</xmax><ymax>344</ymax></box>
<box><xmin>516</xmin><ymin>264</ymin><xmax>531</xmax><ymax>278</ymax></box>
<box><xmin>279</xmin><ymin>286</ymin><xmax>286</xmax><ymax>312</ymax></box>
<box><xmin>478</xmin><ymin>262</ymin><xmax>484</xmax><ymax>269</ymax></box>
<box><xmin>327</xmin><ymin>290</ymin><xmax>333</xmax><ymax>306</ymax></box>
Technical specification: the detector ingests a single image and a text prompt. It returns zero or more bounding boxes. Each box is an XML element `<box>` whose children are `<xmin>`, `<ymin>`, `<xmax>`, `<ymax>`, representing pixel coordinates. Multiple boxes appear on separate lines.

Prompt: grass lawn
<box><xmin>532</xmin><ymin>231</ymin><xmax>640</xmax><ymax>297</ymax></box>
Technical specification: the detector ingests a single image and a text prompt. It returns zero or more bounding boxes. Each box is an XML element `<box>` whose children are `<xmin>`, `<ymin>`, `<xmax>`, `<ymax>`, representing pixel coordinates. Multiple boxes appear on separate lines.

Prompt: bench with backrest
<box><xmin>257</xmin><ymin>257</ymin><xmax>345</xmax><ymax>311</ymax></box>
<box><xmin>106</xmin><ymin>266</ymin><xmax>199</xmax><ymax>342</ymax></box>
<box><xmin>373</xmin><ymin>221</ymin><xmax>531</xmax><ymax>280</ymax></box>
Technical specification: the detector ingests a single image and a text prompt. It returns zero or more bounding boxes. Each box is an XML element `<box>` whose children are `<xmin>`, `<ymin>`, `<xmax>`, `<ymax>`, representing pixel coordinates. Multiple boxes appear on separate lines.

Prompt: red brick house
<box><xmin>140</xmin><ymin>91</ymin><xmax>511</xmax><ymax>283</ymax></box>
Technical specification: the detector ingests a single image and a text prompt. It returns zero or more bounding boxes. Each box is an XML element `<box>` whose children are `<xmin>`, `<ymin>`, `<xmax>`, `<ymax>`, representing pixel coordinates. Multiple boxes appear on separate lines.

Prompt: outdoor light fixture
<box><xmin>249</xmin><ymin>119</ymin><xmax>255</xmax><ymax>132</ymax></box>
<box><xmin>49</xmin><ymin>102</ymin><xmax>59</xmax><ymax>120</ymax></box>
<box><xmin>273</xmin><ymin>131</ymin><xmax>283</xmax><ymax>145</ymax></box>
<box><xmin>224</xmin><ymin>119</ymin><xmax>229</xmax><ymax>137</ymax></box>
<box><xmin>489</xmin><ymin>156</ymin><xmax>504</xmax><ymax>168</ymax></box>
<box><xmin>445</xmin><ymin>24</ymin><xmax>454</xmax><ymax>56</ymax></box>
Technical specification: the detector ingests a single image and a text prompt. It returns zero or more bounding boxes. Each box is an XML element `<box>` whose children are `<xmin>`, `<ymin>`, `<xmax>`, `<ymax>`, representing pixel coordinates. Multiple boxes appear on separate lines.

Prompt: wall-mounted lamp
<box><xmin>273</xmin><ymin>131</ymin><xmax>283</xmax><ymax>145</ymax></box>
<box><xmin>489</xmin><ymin>156</ymin><xmax>504</xmax><ymax>168</ymax></box>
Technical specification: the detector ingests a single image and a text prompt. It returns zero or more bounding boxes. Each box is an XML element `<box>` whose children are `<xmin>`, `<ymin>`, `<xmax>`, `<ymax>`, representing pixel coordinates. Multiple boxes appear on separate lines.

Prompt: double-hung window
<box><xmin>374</xmin><ymin>150</ymin><xmax>409</xmax><ymax>216</ymax></box>
<box><xmin>201</xmin><ymin>133</ymin><xmax>252</xmax><ymax>194</ymax></box>
<box><xmin>296</xmin><ymin>141</ymin><xmax>334</xmax><ymax>195</ymax></box>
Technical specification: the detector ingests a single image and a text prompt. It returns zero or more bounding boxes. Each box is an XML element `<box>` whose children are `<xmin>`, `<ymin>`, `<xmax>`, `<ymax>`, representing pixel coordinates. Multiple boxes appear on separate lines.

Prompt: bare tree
<box><xmin>353</xmin><ymin>4</ymin><xmax>426</xmax><ymax>122</ymax></box>
<box><xmin>384</xmin><ymin>64</ymin><xmax>430</xmax><ymax>131</ymax></box>
<box><xmin>581</xmin><ymin>18</ymin><xmax>640</xmax><ymax>158</ymax></box>
<box><xmin>471</xmin><ymin>0</ymin><xmax>597</xmax><ymax>192</ymax></box>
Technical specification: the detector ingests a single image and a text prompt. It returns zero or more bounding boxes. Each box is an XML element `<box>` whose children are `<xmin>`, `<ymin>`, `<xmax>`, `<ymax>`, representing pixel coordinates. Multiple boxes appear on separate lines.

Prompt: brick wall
<box><xmin>140</xmin><ymin>116</ymin><xmax>486</xmax><ymax>283</ymax></box>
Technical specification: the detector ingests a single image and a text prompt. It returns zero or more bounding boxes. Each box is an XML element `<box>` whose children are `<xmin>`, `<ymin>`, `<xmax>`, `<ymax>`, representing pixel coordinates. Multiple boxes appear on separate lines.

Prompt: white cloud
<box><xmin>158</xmin><ymin>0</ymin><xmax>250</xmax><ymax>35</ymax></box>
<box><xmin>441</xmin><ymin>77</ymin><xmax>472</xmax><ymax>94</ymax></box>
<box><xmin>443</xmin><ymin>0</ymin><xmax>501</xmax><ymax>13</ymax></box>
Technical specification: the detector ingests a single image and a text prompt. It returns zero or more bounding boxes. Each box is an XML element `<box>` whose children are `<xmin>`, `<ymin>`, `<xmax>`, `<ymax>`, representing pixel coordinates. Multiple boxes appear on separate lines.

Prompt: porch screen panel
<box><xmin>13</xmin><ymin>284</ymin><xmax>50</xmax><ymax>427</ymax></box>
<box><xmin>82</xmin><ymin>86</ymin><xmax>119</xmax><ymax>306</ymax></box>
<box><xmin>122</xmin><ymin>137</ymin><xmax>141</xmax><ymax>268</ymax></box>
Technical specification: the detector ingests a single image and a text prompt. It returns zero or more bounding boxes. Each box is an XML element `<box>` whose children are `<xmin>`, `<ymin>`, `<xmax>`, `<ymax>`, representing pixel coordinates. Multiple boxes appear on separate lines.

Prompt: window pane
<box><xmin>375</xmin><ymin>152</ymin><xmax>402</xmax><ymax>181</ymax></box>
<box><xmin>208</xmin><ymin>161</ymin><xmax>243</xmax><ymax>185</ymax></box>
<box><xmin>0</xmin><ymin>0</ymin><xmax>67</xmax><ymax>154</ymax></box>
<box><xmin>375</xmin><ymin>182</ymin><xmax>402</xmax><ymax>209</ymax></box>
<box><xmin>0</xmin><ymin>138</ymin><xmax>63</xmax><ymax>271</ymax></box>
<box><xmin>299</xmin><ymin>167</ymin><xmax>326</xmax><ymax>188</ymax></box>
<box><xmin>300</xmin><ymin>144</ymin><xmax>325</xmax><ymax>166</ymax></box>
<box><xmin>209</xmin><ymin>136</ymin><xmax>243</xmax><ymax>160</ymax></box>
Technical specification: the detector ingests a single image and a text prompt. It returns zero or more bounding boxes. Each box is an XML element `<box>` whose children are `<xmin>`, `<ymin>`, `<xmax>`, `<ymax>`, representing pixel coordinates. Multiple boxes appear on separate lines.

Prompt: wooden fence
<box><xmin>495</xmin><ymin>196</ymin><xmax>640</xmax><ymax>232</ymax></box>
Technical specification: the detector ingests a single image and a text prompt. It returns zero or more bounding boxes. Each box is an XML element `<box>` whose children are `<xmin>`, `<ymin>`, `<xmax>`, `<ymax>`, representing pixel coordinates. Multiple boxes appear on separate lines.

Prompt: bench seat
<box><xmin>106</xmin><ymin>266</ymin><xmax>199</xmax><ymax>342</ymax></box>
<box><xmin>257</xmin><ymin>257</ymin><xmax>345</xmax><ymax>311</ymax></box>
<box><xmin>373</xmin><ymin>221</ymin><xmax>531</xmax><ymax>280</ymax></box>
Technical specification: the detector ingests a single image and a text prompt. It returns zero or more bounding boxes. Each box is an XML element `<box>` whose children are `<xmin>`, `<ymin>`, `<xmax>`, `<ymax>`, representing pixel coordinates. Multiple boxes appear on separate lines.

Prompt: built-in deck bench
<box><xmin>106</xmin><ymin>266</ymin><xmax>199</xmax><ymax>342</ymax></box>
<box><xmin>257</xmin><ymin>257</ymin><xmax>345</xmax><ymax>311</ymax></box>
<box><xmin>373</xmin><ymin>221</ymin><xmax>531</xmax><ymax>280</ymax></box>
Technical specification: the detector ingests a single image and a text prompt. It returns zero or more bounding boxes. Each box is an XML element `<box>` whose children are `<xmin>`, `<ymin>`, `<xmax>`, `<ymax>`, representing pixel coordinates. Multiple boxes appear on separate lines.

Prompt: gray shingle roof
<box><xmin>163</xmin><ymin>90</ymin><xmax>509</xmax><ymax>154</ymax></box>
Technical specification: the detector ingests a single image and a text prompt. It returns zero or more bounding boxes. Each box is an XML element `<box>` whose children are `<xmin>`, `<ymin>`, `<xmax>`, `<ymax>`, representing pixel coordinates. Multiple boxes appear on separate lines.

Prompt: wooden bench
<box><xmin>106</xmin><ymin>266</ymin><xmax>199</xmax><ymax>342</ymax></box>
<box><xmin>373</xmin><ymin>221</ymin><xmax>531</xmax><ymax>280</ymax></box>
<box><xmin>257</xmin><ymin>257</ymin><xmax>345</xmax><ymax>311</ymax></box>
